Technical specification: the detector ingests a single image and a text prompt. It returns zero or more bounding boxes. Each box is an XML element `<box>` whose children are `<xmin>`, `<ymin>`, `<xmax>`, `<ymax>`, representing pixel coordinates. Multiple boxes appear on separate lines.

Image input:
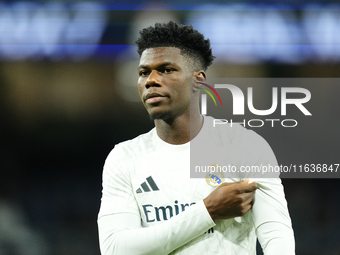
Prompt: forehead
<box><xmin>139</xmin><ymin>47</ymin><xmax>187</xmax><ymax>67</ymax></box>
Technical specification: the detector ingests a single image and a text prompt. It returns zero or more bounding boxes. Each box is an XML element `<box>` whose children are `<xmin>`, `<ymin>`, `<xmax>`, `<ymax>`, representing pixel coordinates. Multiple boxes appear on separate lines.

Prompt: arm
<box><xmin>98</xmin><ymin>178</ymin><xmax>258</xmax><ymax>255</ymax></box>
<box><xmin>201</xmin><ymin>176</ymin><xmax>294</xmax><ymax>255</ymax></box>
<box><xmin>239</xmin><ymin>130</ymin><xmax>295</xmax><ymax>254</ymax></box>
<box><xmin>98</xmin><ymin>145</ymin><xmax>260</xmax><ymax>254</ymax></box>
<box><xmin>98</xmin><ymin>200</ymin><xmax>215</xmax><ymax>255</ymax></box>
<box><xmin>97</xmin><ymin>146</ymin><xmax>215</xmax><ymax>255</ymax></box>
<box><xmin>252</xmin><ymin>178</ymin><xmax>295</xmax><ymax>255</ymax></box>
<box><xmin>256</xmin><ymin>221</ymin><xmax>295</xmax><ymax>255</ymax></box>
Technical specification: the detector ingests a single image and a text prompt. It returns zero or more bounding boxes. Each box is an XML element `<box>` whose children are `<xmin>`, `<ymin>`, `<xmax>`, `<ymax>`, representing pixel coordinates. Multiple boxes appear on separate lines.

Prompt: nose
<box><xmin>145</xmin><ymin>70</ymin><xmax>161</xmax><ymax>89</ymax></box>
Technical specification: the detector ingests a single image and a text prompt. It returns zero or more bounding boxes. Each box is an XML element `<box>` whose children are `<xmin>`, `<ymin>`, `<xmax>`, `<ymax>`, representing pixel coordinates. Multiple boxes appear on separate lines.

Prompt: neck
<box><xmin>154</xmin><ymin>110</ymin><xmax>203</xmax><ymax>145</ymax></box>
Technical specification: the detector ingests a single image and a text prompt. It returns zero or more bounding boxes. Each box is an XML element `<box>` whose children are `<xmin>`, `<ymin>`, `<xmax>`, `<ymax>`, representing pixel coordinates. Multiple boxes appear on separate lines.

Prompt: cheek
<box><xmin>172</xmin><ymin>86</ymin><xmax>190</xmax><ymax>106</ymax></box>
<box><xmin>137</xmin><ymin>80</ymin><xmax>144</xmax><ymax>96</ymax></box>
<box><xmin>178</xmin><ymin>78</ymin><xmax>192</xmax><ymax>97</ymax></box>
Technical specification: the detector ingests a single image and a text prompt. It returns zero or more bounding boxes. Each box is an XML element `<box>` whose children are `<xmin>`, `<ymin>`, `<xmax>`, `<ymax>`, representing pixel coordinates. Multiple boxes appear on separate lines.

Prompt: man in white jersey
<box><xmin>98</xmin><ymin>21</ymin><xmax>295</xmax><ymax>254</ymax></box>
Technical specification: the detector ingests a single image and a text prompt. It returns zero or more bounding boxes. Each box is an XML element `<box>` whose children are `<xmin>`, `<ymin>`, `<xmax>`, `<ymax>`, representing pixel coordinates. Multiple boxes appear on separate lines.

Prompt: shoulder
<box><xmin>104</xmin><ymin>128</ymin><xmax>156</xmax><ymax>170</ymax></box>
<box><xmin>203</xmin><ymin>116</ymin><xmax>278</xmax><ymax>172</ymax></box>
<box><xmin>204</xmin><ymin>116</ymin><xmax>269</xmax><ymax>147</ymax></box>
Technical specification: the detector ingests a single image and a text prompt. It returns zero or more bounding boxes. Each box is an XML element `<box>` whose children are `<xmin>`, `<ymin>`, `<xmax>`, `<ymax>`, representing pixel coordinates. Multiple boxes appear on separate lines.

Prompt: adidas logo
<box><xmin>136</xmin><ymin>176</ymin><xmax>159</xmax><ymax>194</ymax></box>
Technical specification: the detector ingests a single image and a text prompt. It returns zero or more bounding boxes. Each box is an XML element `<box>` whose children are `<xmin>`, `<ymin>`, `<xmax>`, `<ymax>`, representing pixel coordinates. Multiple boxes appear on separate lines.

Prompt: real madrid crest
<box><xmin>205</xmin><ymin>163</ymin><xmax>225</xmax><ymax>187</ymax></box>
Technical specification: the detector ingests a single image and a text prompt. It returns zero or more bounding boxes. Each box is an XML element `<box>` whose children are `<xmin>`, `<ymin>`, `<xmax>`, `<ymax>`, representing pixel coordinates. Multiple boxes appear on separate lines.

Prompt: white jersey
<box><xmin>98</xmin><ymin>116</ymin><xmax>294</xmax><ymax>255</ymax></box>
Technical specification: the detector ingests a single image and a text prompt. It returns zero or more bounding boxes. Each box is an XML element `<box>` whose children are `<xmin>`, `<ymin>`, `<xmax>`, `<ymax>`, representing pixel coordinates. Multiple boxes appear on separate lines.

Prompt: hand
<box><xmin>203</xmin><ymin>179</ymin><xmax>257</xmax><ymax>221</ymax></box>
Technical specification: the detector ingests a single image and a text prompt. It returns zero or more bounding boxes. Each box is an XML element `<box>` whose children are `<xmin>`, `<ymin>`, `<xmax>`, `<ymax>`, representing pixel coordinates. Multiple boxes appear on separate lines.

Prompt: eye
<box><xmin>139</xmin><ymin>70</ymin><xmax>149</xmax><ymax>77</ymax></box>
<box><xmin>164</xmin><ymin>68</ymin><xmax>174</xmax><ymax>73</ymax></box>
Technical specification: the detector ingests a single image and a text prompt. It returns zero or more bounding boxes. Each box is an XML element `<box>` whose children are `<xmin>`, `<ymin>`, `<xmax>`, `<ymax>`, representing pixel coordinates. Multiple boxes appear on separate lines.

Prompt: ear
<box><xmin>193</xmin><ymin>70</ymin><xmax>206</xmax><ymax>90</ymax></box>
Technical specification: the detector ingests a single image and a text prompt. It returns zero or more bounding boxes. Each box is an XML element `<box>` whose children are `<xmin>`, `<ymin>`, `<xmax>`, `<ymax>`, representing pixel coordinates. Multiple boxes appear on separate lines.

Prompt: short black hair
<box><xmin>136</xmin><ymin>21</ymin><xmax>215</xmax><ymax>71</ymax></box>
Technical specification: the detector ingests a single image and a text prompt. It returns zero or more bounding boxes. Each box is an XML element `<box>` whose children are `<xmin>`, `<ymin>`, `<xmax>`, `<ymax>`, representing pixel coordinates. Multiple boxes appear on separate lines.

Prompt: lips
<box><xmin>144</xmin><ymin>92</ymin><xmax>167</xmax><ymax>104</ymax></box>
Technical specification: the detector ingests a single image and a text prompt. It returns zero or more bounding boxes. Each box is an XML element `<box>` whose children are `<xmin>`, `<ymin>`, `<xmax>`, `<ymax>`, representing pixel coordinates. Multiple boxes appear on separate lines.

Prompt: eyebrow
<box><xmin>137</xmin><ymin>62</ymin><xmax>175</xmax><ymax>70</ymax></box>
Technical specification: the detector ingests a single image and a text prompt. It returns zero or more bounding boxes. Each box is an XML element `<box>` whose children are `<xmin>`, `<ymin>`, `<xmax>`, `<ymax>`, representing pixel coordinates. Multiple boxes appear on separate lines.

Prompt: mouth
<box><xmin>144</xmin><ymin>92</ymin><xmax>167</xmax><ymax>104</ymax></box>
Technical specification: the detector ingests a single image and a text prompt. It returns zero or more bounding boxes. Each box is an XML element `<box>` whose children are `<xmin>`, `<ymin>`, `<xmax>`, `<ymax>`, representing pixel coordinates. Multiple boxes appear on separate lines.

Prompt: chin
<box><xmin>149</xmin><ymin>110</ymin><xmax>173</xmax><ymax>121</ymax></box>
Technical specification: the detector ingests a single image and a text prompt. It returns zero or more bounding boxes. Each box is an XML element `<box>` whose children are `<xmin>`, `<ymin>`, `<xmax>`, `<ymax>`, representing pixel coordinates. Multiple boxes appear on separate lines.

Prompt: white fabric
<box><xmin>98</xmin><ymin>116</ymin><xmax>295</xmax><ymax>255</ymax></box>
<box><xmin>98</xmin><ymin>201</ymin><xmax>215</xmax><ymax>255</ymax></box>
<box><xmin>257</xmin><ymin>222</ymin><xmax>295</xmax><ymax>255</ymax></box>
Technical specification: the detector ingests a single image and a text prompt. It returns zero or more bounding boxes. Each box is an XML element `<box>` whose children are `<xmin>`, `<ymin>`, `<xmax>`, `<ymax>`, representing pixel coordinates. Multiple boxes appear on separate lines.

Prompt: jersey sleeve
<box><xmin>98</xmin><ymin>144</ymin><xmax>140</xmax><ymax>219</ymax></box>
<box><xmin>97</xmin><ymin>144</ymin><xmax>216</xmax><ymax>255</ymax></box>
<box><xmin>98</xmin><ymin>200</ymin><xmax>215</xmax><ymax>255</ymax></box>
<box><xmin>242</xmin><ymin>131</ymin><xmax>295</xmax><ymax>254</ymax></box>
<box><xmin>251</xmin><ymin>177</ymin><xmax>295</xmax><ymax>255</ymax></box>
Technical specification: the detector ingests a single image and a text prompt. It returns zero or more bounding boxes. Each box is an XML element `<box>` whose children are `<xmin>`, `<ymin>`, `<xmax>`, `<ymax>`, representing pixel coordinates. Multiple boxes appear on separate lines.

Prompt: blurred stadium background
<box><xmin>0</xmin><ymin>1</ymin><xmax>340</xmax><ymax>254</ymax></box>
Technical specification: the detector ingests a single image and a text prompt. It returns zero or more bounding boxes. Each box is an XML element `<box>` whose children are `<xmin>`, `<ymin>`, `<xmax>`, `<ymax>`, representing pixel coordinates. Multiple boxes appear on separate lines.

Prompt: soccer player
<box><xmin>98</xmin><ymin>21</ymin><xmax>295</xmax><ymax>254</ymax></box>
